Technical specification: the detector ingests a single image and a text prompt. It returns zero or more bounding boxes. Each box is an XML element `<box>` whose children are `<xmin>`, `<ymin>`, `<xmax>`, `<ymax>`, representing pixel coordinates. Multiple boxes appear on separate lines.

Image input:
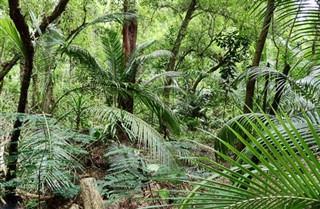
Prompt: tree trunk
<box><xmin>5</xmin><ymin>1</ymin><xmax>34</xmax><ymax>205</ymax></box>
<box><xmin>42</xmin><ymin>73</ymin><xmax>54</xmax><ymax>113</ymax></box>
<box><xmin>237</xmin><ymin>0</ymin><xmax>275</xmax><ymax>152</ymax></box>
<box><xmin>118</xmin><ymin>0</ymin><xmax>138</xmax><ymax>114</ymax></box>
<box><xmin>164</xmin><ymin>0</ymin><xmax>197</xmax><ymax>98</ymax></box>
<box><xmin>243</xmin><ymin>0</ymin><xmax>275</xmax><ymax>114</ymax></box>
<box><xmin>4</xmin><ymin>0</ymin><xmax>70</xmax><ymax>206</ymax></box>
<box><xmin>269</xmin><ymin>63</ymin><xmax>290</xmax><ymax>115</ymax></box>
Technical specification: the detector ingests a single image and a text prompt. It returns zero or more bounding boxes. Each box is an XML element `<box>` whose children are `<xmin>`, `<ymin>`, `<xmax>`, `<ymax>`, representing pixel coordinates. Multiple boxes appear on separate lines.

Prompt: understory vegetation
<box><xmin>0</xmin><ymin>0</ymin><xmax>319</xmax><ymax>208</ymax></box>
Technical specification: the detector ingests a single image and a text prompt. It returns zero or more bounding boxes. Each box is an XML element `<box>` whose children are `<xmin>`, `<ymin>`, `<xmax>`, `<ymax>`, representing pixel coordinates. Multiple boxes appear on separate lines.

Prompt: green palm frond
<box><xmin>216</xmin><ymin>113</ymin><xmax>277</xmax><ymax>154</ymax></box>
<box><xmin>0</xmin><ymin>114</ymin><xmax>89</xmax><ymax>196</ymax></box>
<box><xmin>137</xmin><ymin>50</ymin><xmax>173</xmax><ymax>62</ymax></box>
<box><xmin>92</xmin><ymin>106</ymin><xmax>177</xmax><ymax>167</ymax></box>
<box><xmin>241</xmin><ymin>66</ymin><xmax>320</xmax><ymax>108</ymax></box>
<box><xmin>291</xmin><ymin>107</ymin><xmax>320</xmax><ymax>124</ymax></box>
<box><xmin>251</xmin><ymin>0</ymin><xmax>320</xmax><ymax>58</ymax></box>
<box><xmin>180</xmin><ymin>111</ymin><xmax>320</xmax><ymax>209</ymax></box>
<box><xmin>101</xmin><ymin>30</ymin><xmax>124</xmax><ymax>81</ymax></box>
<box><xmin>124</xmin><ymin>42</ymin><xmax>172</xmax><ymax>81</ymax></box>
<box><xmin>142</xmin><ymin>71</ymin><xmax>181</xmax><ymax>87</ymax></box>
<box><xmin>0</xmin><ymin>13</ymin><xmax>25</xmax><ymax>56</ymax></box>
<box><xmin>19</xmin><ymin>116</ymin><xmax>88</xmax><ymax>195</ymax></box>
<box><xmin>34</xmin><ymin>25</ymin><xmax>65</xmax><ymax>71</ymax></box>
<box><xmin>100</xmin><ymin>144</ymin><xmax>150</xmax><ymax>205</ymax></box>
<box><xmin>132</xmin><ymin>87</ymin><xmax>182</xmax><ymax>135</ymax></box>
<box><xmin>65</xmin><ymin>45</ymin><xmax>110</xmax><ymax>80</ymax></box>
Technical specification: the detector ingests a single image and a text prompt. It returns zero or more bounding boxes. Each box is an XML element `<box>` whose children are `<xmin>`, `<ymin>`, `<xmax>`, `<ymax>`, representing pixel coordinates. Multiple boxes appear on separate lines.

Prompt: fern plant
<box><xmin>98</xmin><ymin>145</ymin><xmax>150</xmax><ymax>206</ymax></box>
<box><xmin>0</xmin><ymin>113</ymin><xmax>90</xmax><ymax>199</ymax></box>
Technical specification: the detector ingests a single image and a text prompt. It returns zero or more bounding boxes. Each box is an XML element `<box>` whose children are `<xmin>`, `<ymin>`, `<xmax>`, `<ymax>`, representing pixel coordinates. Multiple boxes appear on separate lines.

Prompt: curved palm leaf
<box><xmin>239</xmin><ymin>66</ymin><xmax>320</xmax><ymax>110</ymax></box>
<box><xmin>250</xmin><ymin>0</ymin><xmax>320</xmax><ymax>58</ymax></box>
<box><xmin>0</xmin><ymin>13</ymin><xmax>25</xmax><ymax>56</ymax></box>
<box><xmin>180</xmin><ymin>111</ymin><xmax>320</xmax><ymax>209</ymax></box>
<box><xmin>65</xmin><ymin>45</ymin><xmax>110</xmax><ymax>81</ymax></box>
<box><xmin>92</xmin><ymin>106</ymin><xmax>177</xmax><ymax>167</ymax></box>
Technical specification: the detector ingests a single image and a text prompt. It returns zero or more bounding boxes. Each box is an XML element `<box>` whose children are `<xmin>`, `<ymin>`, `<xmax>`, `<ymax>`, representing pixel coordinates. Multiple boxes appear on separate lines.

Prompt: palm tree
<box><xmin>65</xmin><ymin>29</ymin><xmax>181</xmax><ymax>165</ymax></box>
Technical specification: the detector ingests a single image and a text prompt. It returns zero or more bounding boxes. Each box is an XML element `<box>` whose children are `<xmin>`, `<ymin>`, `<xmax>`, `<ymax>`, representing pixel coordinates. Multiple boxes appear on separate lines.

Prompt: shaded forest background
<box><xmin>0</xmin><ymin>0</ymin><xmax>319</xmax><ymax>208</ymax></box>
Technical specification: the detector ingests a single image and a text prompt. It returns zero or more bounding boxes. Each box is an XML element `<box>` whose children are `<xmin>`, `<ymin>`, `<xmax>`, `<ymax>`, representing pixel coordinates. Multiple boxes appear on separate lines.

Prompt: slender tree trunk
<box><xmin>42</xmin><ymin>75</ymin><xmax>54</xmax><ymax>113</ymax></box>
<box><xmin>0</xmin><ymin>80</ymin><xmax>3</xmax><ymax>96</ymax></box>
<box><xmin>5</xmin><ymin>0</ymin><xmax>69</xmax><ymax>206</ymax></box>
<box><xmin>31</xmin><ymin>73</ymin><xmax>39</xmax><ymax>111</ymax></box>
<box><xmin>262</xmin><ymin>63</ymin><xmax>271</xmax><ymax>112</ymax></box>
<box><xmin>5</xmin><ymin>1</ymin><xmax>34</xmax><ymax>205</ymax></box>
<box><xmin>269</xmin><ymin>63</ymin><xmax>290</xmax><ymax>115</ymax></box>
<box><xmin>237</xmin><ymin>0</ymin><xmax>275</xmax><ymax>152</ymax></box>
<box><xmin>262</xmin><ymin>74</ymin><xmax>269</xmax><ymax>112</ymax></box>
<box><xmin>243</xmin><ymin>0</ymin><xmax>275</xmax><ymax>114</ymax></box>
<box><xmin>164</xmin><ymin>0</ymin><xmax>197</xmax><ymax>98</ymax></box>
<box><xmin>118</xmin><ymin>0</ymin><xmax>137</xmax><ymax>113</ymax></box>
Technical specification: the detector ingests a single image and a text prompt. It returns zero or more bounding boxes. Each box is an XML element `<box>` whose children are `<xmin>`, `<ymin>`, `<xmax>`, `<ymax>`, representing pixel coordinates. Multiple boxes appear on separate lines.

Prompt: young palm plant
<box><xmin>65</xmin><ymin>30</ymin><xmax>181</xmax><ymax>166</ymax></box>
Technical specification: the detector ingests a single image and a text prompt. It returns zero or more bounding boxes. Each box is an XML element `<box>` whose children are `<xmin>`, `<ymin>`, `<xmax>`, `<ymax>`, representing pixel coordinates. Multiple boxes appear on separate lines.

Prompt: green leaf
<box><xmin>0</xmin><ymin>13</ymin><xmax>25</xmax><ymax>57</ymax></box>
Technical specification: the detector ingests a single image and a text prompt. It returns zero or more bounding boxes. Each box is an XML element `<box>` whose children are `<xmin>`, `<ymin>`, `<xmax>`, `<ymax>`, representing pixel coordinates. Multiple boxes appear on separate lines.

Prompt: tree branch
<box><xmin>36</xmin><ymin>0</ymin><xmax>70</xmax><ymax>37</ymax></box>
<box><xmin>0</xmin><ymin>0</ymin><xmax>70</xmax><ymax>82</ymax></box>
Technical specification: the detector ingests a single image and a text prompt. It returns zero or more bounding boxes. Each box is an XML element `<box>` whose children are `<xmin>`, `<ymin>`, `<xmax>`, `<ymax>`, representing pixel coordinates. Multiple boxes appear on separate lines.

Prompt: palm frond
<box><xmin>0</xmin><ymin>113</ymin><xmax>89</xmax><ymax>196</ymax></box>
<box><xmin>142</xmin><ymin>71</ymin><xmax>181</xmax><ymax>87</ymax></box>
<box><xmin>132</xmin><ymin>87</ymin><xmax>182</xmax><ymax>135</ymax></box>
<box><xmin>100</xmin><ymin>144</ymin><xmax>150</xmax><ymax>205</ymax></box>
<box><xmin>180</xmin><ymin>111</ymin><xmax>320</xmax><ymax>209</ymax></box>
<box><xmin>251</xmin><ymin>0</ymin><xmax>320</xmax><ymax>60</ymax></box>
<box><xmin>92</xmin><ymin>106</ymin><xmax>178</xmax><ymax>167</ymax></box>
<box><xmin>124</xmin><ymin>42</ymin><xmax>172</xmax><ymax>81</ymax></box>
<box><xmin>241</xmin><ymin>66</ymin><xmax>320</xmax><ymax>108</ymax></box>
<box><xmin>65</xmin><ymin>45</ymin><xmax>110</xmax><ymax>80</ymax></box>
<box><xmin>0</xmin><ymin>13</ymin><xmax>25</xmax><ymax>56</ymax></box>
<box><xmin>101</xmin><ymin>30</ymin><xmax>124</xmax><ymax>81</ymax></box>
<box><xmin>216</xmin><ymin>112</ymin><xmax>277</xmax><ymax>154</ymax></box>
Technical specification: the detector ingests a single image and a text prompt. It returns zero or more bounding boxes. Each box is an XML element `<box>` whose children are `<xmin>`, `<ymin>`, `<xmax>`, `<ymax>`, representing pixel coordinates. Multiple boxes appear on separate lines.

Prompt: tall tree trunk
<box><xmin>164</xmin><ymin>0</ymin><xmax>197</xmax><ymax>98</ymax></box>
<box><xmin>237</xmin><ymin>0</ymin><xmax>275</xmax><ymax>152</ymax></box>
<box><xmin>269</xmin><ymin>63</ymin><xmax>290</xmax><ymax>115</ymax></box>
<box><xmin>118</xmin><ymin>0</ymin><xmax>137</xmax><ymax>114</ymax></box>
<box><xmin>243</xmin><ymin>0</ymin><xmax>275</xmax><ymax>114</ymax></box>
<box><xmin>5</xmin><ymin>0</ymin><xmax>69</xmax><ymax>206</ymax></box>
<box><xmin>5</xmin><ymin>0</ymin><xmax>34</xmax><ymax>206</ymax></box>
<box><xmin>42</xmin><ymin>75</ymin><xmax>54</xmax><ymax>113</ymax></box>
